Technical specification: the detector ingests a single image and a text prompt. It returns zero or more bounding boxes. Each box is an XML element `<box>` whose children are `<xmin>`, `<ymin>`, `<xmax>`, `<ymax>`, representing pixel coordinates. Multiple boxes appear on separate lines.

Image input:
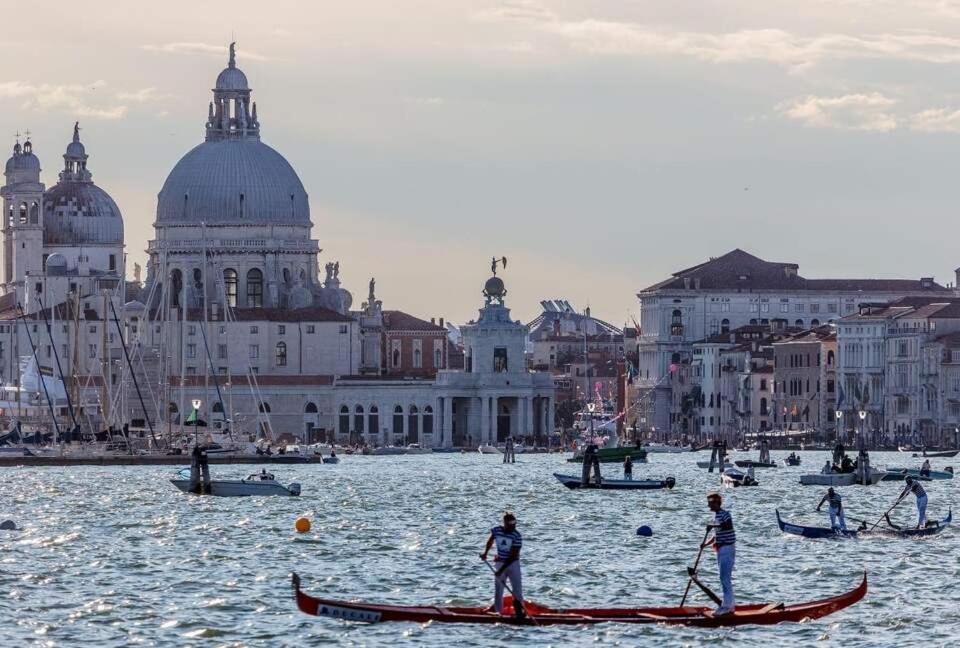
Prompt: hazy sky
<box><xmin>5</xmin><ymin>1</ymin><xmax>960</xmax><ymax>326</ymax></box>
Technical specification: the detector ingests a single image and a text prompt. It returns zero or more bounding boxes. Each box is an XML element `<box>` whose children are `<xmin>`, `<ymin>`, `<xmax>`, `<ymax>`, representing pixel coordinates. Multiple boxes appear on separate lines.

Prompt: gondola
<box><xmin>291</xmin><ymin>572</ymin><xmax>867</xmax><ymax>626</ymax></box>
<box><xmin>735</xmin><ymin>460</ymin><xmax>777</xmax><ymax>469</ymax></box>
<box><xmin>915</xmin><ymin>450</ymin><xmax>960</xmax><ymax>458</ymax></box>
<box><xmin>552</xmin><ymin>473</ymin><xmax>675</xmax><ymax>490</ymax></box>
<box><xmin>776</xmin><ymin>509</ymin><xmax>951</xmax><ymax>539</ymax></box>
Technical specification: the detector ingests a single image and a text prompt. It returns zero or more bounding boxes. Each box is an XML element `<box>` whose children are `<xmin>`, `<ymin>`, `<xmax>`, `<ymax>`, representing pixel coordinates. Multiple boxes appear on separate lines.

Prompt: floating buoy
<box><xmin>295</xmin><ymin>517</ymin><xmax>311</xmax><ymax>533</ymax></box>
<box><xmin>0</xmin><ymin>520</ymin><xmax>16</xmax><ymax>530</ymax></box>
<box><xmin>636</xmin><ymin>525</ymin><xmax>653</xmax><ymax>537</ymax></box>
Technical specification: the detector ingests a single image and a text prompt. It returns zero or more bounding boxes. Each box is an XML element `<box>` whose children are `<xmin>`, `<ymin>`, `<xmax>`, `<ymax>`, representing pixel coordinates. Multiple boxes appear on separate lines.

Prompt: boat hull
<box><xmin>919</xmin><ymin>450</ymin><xmax>959</xmax><ymax>458</ymax></box>
<box><xmin>553</xmin><ymin>473</ymin><xmax>675</xmax><ymax>490</ymax></box>
<box><xmin>776</xmin><ymin>509</ymin><xmax>951</xmax><ymax>538</ymax></box>
<box><xmin>735</xmin><ymin>460</ymin><xmax>777</xmax><ymax>469</ymax></box>
<box><xmin>170</xmin><ymin>479</ymin><xmax>299</xmax><ymax>496</ymax></box>
<box><xmin>882</xmin><ymin>468</ymin><xmax>953</xmax><ymax>481</ymax></box>
<box><xmin>697</xmin><ymin>461</ymin><xmax>734</xmax><ymax>469</ymax></box>
<box><xmin>291</xmin><ymin>572</ymin><xmax>867</xmax><ymax>626</ymax></box>
<box><xmin>800</xmin><ymin>470</ymin><xmax>885</xmax><ymax>486</ymax></box>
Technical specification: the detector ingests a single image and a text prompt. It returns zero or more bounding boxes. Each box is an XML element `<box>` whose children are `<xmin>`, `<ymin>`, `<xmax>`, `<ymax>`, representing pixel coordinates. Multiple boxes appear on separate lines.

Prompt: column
<box><xmin>547</xmin><ymin>397</ymin><xmax>555</xmax><ymax>437</ymax></box>
<box><xmin>490</xmin><ymin>396</ymin><xmax>499</xmax><ymax>444</ymax></box>
<box><xmin>443</xmin><ymin>396</ymin><xmax>454</xmax><ymax>448</ymax></box>
<box><xmin>479</xmin><ymin>396</ymin><xmax>489</xmax><ymax>448</ymax></box>
<box><xmin>540</xmin><ymin>397</ymin><xmax>548</xmax><ymax>439</ymax></box>
<box><xmin>522</xmin><ymin>397</ymin><xmax>531</xmax><ymax>439</ymax></box>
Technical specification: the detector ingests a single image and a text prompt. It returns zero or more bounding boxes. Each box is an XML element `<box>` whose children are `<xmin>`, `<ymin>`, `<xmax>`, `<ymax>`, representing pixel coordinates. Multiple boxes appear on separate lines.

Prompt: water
<box><xmin>0</xmin><ymin>451</ymin><xmax>957</xmax><ymax>646</ymax></box>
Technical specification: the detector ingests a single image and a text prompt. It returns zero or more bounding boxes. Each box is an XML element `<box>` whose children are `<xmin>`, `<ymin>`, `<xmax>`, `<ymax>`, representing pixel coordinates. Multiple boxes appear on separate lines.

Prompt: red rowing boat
<box><xmin>291</xmin><ymin>571</ymin><xmax>866</xmax><ymax>627</ymax></box>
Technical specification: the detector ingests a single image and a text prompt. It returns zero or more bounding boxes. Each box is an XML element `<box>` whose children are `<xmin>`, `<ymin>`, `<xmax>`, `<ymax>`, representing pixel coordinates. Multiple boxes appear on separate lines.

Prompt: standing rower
<box><xmin>815</xmin><ymin>487</ymin><xmax>847</xmax><ymax>532</ymax></box>
<box><xmin>900</xmin><ymin>476</ymin><xmax>928</xmax><ymax>528</ymax></box>
<box><xmin>480</xmin><ymin>511</ymin><xmax>525</xmax><ymax>618</ymax></box>
<box><xmin>920</xmin><ymin>459</ymin><xmax>931</xmax><ymax>477</ymax></box>
<box><xmin>623</xmin><ymin>454</ymin><xmax>633</xmax><ymax>481</ymax></box>
<box><xmin>702</xmin><ymin>492</ymin><xmax>736</xmax><ymax>615</ymax></box>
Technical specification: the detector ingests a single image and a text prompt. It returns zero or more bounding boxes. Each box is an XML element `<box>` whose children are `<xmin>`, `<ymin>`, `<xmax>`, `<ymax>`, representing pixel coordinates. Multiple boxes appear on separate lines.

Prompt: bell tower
<box><xmin>1</xmin><ymin>137</ymin><xmax>45</xmax><ymax>302</ymax></box>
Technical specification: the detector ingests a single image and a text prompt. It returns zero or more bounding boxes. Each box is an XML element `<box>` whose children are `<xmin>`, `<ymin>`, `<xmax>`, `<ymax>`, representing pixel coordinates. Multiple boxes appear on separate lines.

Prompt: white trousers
<box><xmin>493</xmin><ymin>561</ymin><xmax>523</xmax><ymax>613</ymax></box>
<box><xmin>917</xmin><ymin>494</ymin><xmax>928</xmax><ymax>527</ymax></box>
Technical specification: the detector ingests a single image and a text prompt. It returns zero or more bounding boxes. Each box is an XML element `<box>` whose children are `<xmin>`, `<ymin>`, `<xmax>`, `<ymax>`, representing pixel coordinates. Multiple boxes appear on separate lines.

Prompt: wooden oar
<box><xmin>870</xmin><ymin>492</ymin><xmax>907</xmax><ymax>530</ymax></box>
<box><xmin>481</xmin><ymin>559</ymin><xmax>540</xmax><ymax>626</ymax></box>
<box><xmin>680</xmin><ymin>527</ymin><xmax>712</xmax><ymax>607</ymax></box>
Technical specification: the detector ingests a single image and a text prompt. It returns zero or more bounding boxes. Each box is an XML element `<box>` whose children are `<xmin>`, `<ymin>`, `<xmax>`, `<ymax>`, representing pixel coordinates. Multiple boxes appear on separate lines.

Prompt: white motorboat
<box><xmin>643</xmin><ymin>442</ymin><xmax>692</xmax><ymax>454</ymax></box>
<box><xmin>372</xmin><ymin>446</ymin><xmax>407</xmax><ymax>456</ymax></box>
<box><xmin>405</xmin><ymin>444</ymin><xmax>432</xmax><ymax>455</ymax></box>
<box><xmin>171</xmin><ymin>469</ymin><xmax>301</xmax><ymax>496</ymax></box>
<box><xmin>478</xmin><ymin>444</ymin><xmax>502</xmax><ymax>455</ymax></box>
<box><xmin>721</xmin><ymin>468</ymin><xmax>758</xmax><ymax>487</ymax></box>
<box><xmin>799</xmin><ymin>468</ymin><xmax>886</xmax><ymax>486</ymax></box>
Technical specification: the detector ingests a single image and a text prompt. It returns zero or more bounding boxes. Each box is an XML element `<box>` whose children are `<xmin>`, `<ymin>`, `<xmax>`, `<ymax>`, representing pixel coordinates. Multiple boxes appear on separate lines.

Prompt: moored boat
<box><xmin>881</xmin><ymin>467</ymin><xmax>953</xmax><ymax>481</ymax></box>
<box><xmin>171</xmin><ymin>470</ymin><xmax>301</xmax><ymax>496</ymax></box>
<box><xmin>553</xmin><ymin>473</ymin><xmax>675</xmax><ymax>490</ymax></box>
<box><xmin>478</xmin><ymin>444</ymin><xmax>502</xmax><ymax>455</ymax></box>
<box><xmin>291</xmin><ymin>572</ymin><xmax>867</xmax><ymax>626</ymax></box>
<box><xmin>404</xmin><ymin>444</ymin><xmax>432</xmax><ymax>455</ymax></box>
<box><xmin>642</xmin><ymin>442</ymin><xmax>692</xmax><ymax>454</ymax></box>
<box><xmin>567</xmin><ymin>446</ymin><xmax>648</xmax><ymax>464</ymax></box>
<box><xmin>784</xmin><ymin>454</ymin><xmax>801</xmax><ymax>467</ymax></box>
<box><xmin>919</xmin><ymin>449</ymin><xmax>960</xmax><ymax>458</ymax></box>
<box><xmin>735</xmin><ymin>460</ymin><xmax>777</xmax><ymax>469</ymax></box>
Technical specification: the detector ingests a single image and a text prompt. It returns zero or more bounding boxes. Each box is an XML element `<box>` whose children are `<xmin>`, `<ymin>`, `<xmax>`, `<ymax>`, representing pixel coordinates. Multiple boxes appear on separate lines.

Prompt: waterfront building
<box><xmin>637</xmin><ymin>248</ymin><xmax>951</xmax><ymax>436</ymax></box>
<box><xmin>771</xmin><ymin>326</ymin><xmax>837</xmax><ymax>444</ymax></box>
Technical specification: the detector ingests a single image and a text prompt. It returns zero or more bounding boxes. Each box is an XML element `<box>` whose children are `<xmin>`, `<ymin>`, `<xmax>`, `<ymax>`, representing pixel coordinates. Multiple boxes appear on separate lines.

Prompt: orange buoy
<box><xmin>295</xmin><ymin>517</ymin><xmax>311</xmax><ymax>533</ymax></box>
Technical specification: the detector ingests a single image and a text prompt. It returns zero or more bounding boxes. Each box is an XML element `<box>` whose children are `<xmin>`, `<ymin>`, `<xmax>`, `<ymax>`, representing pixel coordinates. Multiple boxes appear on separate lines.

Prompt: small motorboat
<box><xmin>735</xmin><ymin>460</ymin><xmax>777</xmax><ymax>469</ymax></box>
<box><xmin>291</xmin><ymin>572</ymin><xmax>867</xmax><ymax>626</ymax></box>
<box><xmin>171</xmin><ymin>469</ymin><xmax>301</xmax><ymax>497</ymax></box>
<box><xmin>642</xmin><ymin>442</ymin><xmax>692</xmax><ymax>453</ymax></box>
<box><xmin>776</xmin><ymin>509</ymin><xmax>951</xmax><ymax>539</ymax></box>
<box><xmin>881</xmin><ymin>467</ymin><xmax>953</xmax><ymax>481</ymax></box>
<box><xmin>721</xmin><ymin>468</ymin><xmax>758</xmax><ymax>487</ymax></box>
<box><xmin>553</xmin><ymin>473</ymin><xmax>676</xmax><ymax>490</ymax></box>
<box><xmin>478</xmin><ymin>444</ymin><xmax>502</xmax><ymax>455</ymax></box>
<box><xmin>404</xmin><ymin>444</ymin><xmax>432</xmax><ymax>455</ymax></box>
<box><xmin>321</xmin><ymin>455</ymin><xmax>339</xmax><ymax>464</ymax></box>
<box><xmin>784</xmin><ymin>454</ymin><xmax>801</xmax><ymax>466</ymax></box>
<box><xmin>800</xmin><ymin>467</ymin><xmax>886</xmax><ymax>486</ymax></box>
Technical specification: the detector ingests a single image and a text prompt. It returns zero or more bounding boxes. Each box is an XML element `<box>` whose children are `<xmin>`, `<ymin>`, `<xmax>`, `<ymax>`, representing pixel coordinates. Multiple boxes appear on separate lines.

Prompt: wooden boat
<box><xmin>881</xmin><ymin>467</ymin><xmax>953</xmax><ymax>481</ymax></box>
<box><xmin>800</xmin><ymin>468</ymin><xmax>886</xmax><ymax>486</ymax></box>
<box><xmin>291</xmin><ymin>572</ymin><xmax>866</xmax><ymax>626</ymax></box>
<box><xmin>642</xmin><ymin>442</ymin><xmax>692</xmax><ymax>454</ymax></box>
<box><xmin>553</xmin><ymin>473</ymin><xmax>676</xmax><ymax>490</ymax></box>
<box><xmin>735</xmin><ymin>460</ymin><xmax>777</xmax><ymax>469</ymax></box>
<box><xmin>721</xmin><ymin>469</ymin><xmax>758</xmax><ymax>487</ymax></box>
<box><xmin>784</xmin><ymin>455</ymin><xmax>801</xmax><ymax>466</ymax></box>
<box><xmin>696</xmin><ymin>460</ymin><xmax>735</xmax><ymax>470</ymax></box>
<box><xmin>776</xmin><ymin>509</ymin><xmax>951</xmax><ymax>539</ymax></box>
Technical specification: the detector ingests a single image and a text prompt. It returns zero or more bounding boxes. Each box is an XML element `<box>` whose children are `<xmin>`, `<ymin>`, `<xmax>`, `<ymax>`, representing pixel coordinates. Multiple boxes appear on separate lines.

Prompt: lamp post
<box><xmin>835</xmin><ymin>410</ymin><xmax>843</xmax><ymax>446</ymax></box>
<box><xmin>858</xmin><ymin>409</ymin><xmax>867</xmax><ymax>450</ymax></box>
<box><xmin>587</xmin><ymin>401</ymin><xmax>596</xmax><ymax>442</ymax></box>
<box><xmin>191</xmin><ymin>398</ymin><xmax>202</xmax><ymax>446</ymax></box>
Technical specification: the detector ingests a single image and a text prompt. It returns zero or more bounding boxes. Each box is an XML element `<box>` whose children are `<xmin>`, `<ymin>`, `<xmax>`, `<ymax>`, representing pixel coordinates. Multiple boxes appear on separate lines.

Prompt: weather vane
<box><xmin>491</xmin><ymin>256</ymin><xmax>507</xmax><ymax>276</ymax></box>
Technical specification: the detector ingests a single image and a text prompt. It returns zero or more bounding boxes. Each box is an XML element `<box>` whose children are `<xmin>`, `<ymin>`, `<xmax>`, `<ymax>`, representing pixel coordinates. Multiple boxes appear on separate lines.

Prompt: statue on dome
<box><xmin>229</xmin><ymin>42</ymin><xmax>236</xmax><ymax>67</ymax></box>
<box><xmin>491</xmin><ymin>256</ymin><xmax>507</xmax><ymax>276</ymax></box>
<box><xmin>368</xmin><ymin>277</ymin><xmax>376</xmax><ymax>301</ymax></box>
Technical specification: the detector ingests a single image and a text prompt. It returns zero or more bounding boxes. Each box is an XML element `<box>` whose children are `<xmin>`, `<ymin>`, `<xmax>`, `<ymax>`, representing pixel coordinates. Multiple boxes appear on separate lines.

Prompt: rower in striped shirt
<box><xmin>900</xmin><ymin>476</ymin><xmax>928</xmax><ymax>529</ymax></box>
<box><xmin>703</xmin><ymin>492</ymin><xmax>735</xmax><ymax>616</ymax></box>
<box><xmin>816</xmin><ymin>487</ymin><xmax>847</xmax><ymax>532</ymax></box>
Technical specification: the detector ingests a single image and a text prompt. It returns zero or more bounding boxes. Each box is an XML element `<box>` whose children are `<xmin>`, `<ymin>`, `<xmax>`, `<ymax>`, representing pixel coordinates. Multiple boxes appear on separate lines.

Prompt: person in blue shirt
<box><xmin>900</xmin><ymin>476</ymin><xmax>928</xmax><ymax>528</ymax></box>
<box><xmin>702</xmin><ymin>492</ymin><xmax>736</xmax><ymax>615</ymax></box>
<box><xmin>480</xmin><ymin>511</ymin><xmax>524</xmax><ymax>618</ymax></box>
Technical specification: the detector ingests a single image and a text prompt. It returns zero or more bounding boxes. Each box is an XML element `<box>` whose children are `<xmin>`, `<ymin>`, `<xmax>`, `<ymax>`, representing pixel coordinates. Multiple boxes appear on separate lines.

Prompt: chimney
<box><xmin>431</xmin><ymin>317</ymin><xmax>435</xmax><ymax>325</ymax></box>
<box><xmin>439</xmin><ymin>317</ymin><xmax>444</xmax><ymax>328</ymax></box>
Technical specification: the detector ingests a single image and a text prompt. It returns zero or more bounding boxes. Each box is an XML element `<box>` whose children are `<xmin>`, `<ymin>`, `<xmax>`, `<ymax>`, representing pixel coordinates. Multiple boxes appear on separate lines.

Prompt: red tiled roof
<box><xmin>641</xmin><ymin>249</ymin><xmax>949</xmax><ymax>294</ymax></box>
<box><xmin>383</xmin><ymin>310</ymin><xmax>446</xmax><ymax>332</ymax></box>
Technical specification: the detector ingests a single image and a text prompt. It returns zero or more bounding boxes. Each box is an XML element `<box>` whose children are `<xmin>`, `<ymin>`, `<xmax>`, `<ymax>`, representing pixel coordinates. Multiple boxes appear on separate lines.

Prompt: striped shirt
<box><xmin>907</xmin><ymin>481</ymin><xmax>927</xmax><ymax>498</ymax></box>
<box><xmin>714</xmin><ymin>509</ymin><xmax>736</xmax><ymax>546</ymax></box>
<box><xmin>491</xmin><ymin>526</ymin><xmax>523</xmax><ymax>560</ymax></box>
<box><xmin>826</xmin><ymin>491</ymin><xmax>842</xmax><ymax>509</ymax></box>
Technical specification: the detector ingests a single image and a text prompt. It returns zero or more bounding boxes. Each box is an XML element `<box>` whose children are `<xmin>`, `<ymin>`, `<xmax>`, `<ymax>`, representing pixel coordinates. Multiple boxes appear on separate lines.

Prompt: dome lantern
<box><xmin>206</xmin><ymin>42</ymin><xmax>259</xmax><ymax>142</ymax></box>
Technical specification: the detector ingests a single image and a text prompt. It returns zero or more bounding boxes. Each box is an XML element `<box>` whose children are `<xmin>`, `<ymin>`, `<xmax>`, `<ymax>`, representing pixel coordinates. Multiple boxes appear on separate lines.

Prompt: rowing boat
<box><xmin>919</xmin><ymin>450</ymin><xmax>960</xmax><ymax>458</ymax></box>
<box><xmin>881</xmin><ymin>467</ymin><xmax>953</xmax><ymax>481</ymax></box>
<box><xmin>291</xmin><ymin>572</ymin><xmax>866</xmax><ymax>626</ymax></box>
<box><xmin>776</xmin><ymin>509</ymin><xmax>952</xmax><ymax>538</ymax></box>
<box><xmin>553</xmin><ymin>473</ymin><xmax>676</xmax><ymax>490</ymax></box>
<box><xmin>735</xmin><ymin>460</ymin><xmax>777</xmax><ymax>469</ymax></box>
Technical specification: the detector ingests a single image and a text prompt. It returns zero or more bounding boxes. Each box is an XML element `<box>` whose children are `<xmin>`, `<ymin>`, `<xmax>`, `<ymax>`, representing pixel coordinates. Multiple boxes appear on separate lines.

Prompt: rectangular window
<box><xmin>89</xmin><ymin>324</ymin><xmax>97</xmax><ymax>334</ymax></box>
<box><xmin>219</xmin><ymin>325</ymin><xmax>226</xmax><ymax>335</ymax></box>
<box><xmin>109</xmin><ymin>254</ymin><xmax>116</xmax><ymax>271</ymax></box>
<box><xmin>493</xmin><ymin>347</ymin><xmax>508</xmax><ymax>372</ymax></box>
<box><xmin>249</xmin><ymin>326</ymin><xmax>258</xmax><ymax>335</ymax></box>
<box><xmin>218</xmin><ymin>344</ymin><xmax>227</xmax><ymax>359</ymax></box>
<box><xmin>218</xmin><ymin>367</ymin><xmax>228</xmax><ymax>375</ymax></box>
<box><xmin>339</xmin><ymin>325</ymin><xmax>348</xmax><ymax>334</ymax></box>
<box><xmin>188</xmin><ymin>325</ymin><xmax>196</xmax><ymax>336</ymax></box>
<box><xmin>795</xmin><ymin>304</ymin><xmax>804</xmax><ymax>313</ymax></box>
<box><xmin>276</xmin><ymin>343</ymin><xmax>287</xmax><ymax>366</ymax></box>
<box><xmin>721</xmin><ymin>303</ymin><xmax>730</xmax><ymax>312</ymax></box>
<box><xmin>810</xmin><ymin>304</ymin><xmax>820</xmax><ymax>313</ymax></box>
<box><xmin>186</xmin><ymin>343</ymin><xmax>197</xmax><ymax>359</ymax></box>
<box><xmin>760</xmin><ymin>303</ymin><xmax>769</xmax><ymax>313</ymax></box>
<box><xmin>249</xmin><ymin>344</ymin><xmax>259</xmax><ymax>359</ymax></box>
<box><xmin>186</xmin><ymin>366</ymin><xmax>196</xmax><ymax>376</ymax></box>
<box><xmin>780</xmin><ymin>304</ymin><xmax>789</xmax><ymax>313</ymax></box>
<box><xmin>306</xmin><ymin>325</ymin><xmax>315</xmax><ymax>334</ymax></box>
<box><xmin>88</xmin><ymin>344</ymin><xmax>97</xmax><ymax>358</ymax></box>
<box><xmin>251</xmin><ymin>366</ymin><xmax>259</xmax><ymax>375</ymax></box>
<box><xmin>749</xmin><ymin>304</ymin><xmax>758</xmax><ymax>313</ymax></box>
<box><xmin>278</xmin><ymin>325</ymin><xmax>286</xmax><ymax>335</ymax></box>
<box><xmin>828</xmin><ymin>303</ymin><xmax>838</xmax><ymax>313</ymax></box>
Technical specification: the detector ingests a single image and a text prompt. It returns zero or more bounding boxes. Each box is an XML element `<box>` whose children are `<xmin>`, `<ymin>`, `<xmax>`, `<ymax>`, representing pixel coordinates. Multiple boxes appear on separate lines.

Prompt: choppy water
<box><xmin>0</xmin><ymin>451</ymin><xmax>957</xmax><ymax>646</ymax></box>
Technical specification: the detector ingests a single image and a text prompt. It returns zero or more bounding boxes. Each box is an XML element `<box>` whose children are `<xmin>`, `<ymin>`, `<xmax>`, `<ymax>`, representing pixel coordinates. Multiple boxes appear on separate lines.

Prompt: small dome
<box><xmin>5</xmin><ymin>148</ymin><xmax>40</xmax><ymax>175</ymax></box>
<box><xmin>66</xmin><ymin>140</ymin><xmax>86</xmax><ymax>158</ymax></box>
<box><xmin>484</xmin><ymin>276</ymin><xmax>506</xmax><ymax>298</ymax></box>
<box><xmin>216</xmin><ymin>66</ymin><xmax>248</xmax><ymax>91</ymax></box>
<box><xmin>44</xmin><ymin>182</ymin><xmax>123</xmax><ymax>246</ymax></box>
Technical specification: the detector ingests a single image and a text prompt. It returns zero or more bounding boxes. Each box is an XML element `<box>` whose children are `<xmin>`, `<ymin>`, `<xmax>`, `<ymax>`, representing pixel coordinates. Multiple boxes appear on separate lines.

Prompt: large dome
<box><xmin>155</xmin><ymin>139</ymin><xmax>310</xmax><ymax>226</ymax></box>
<box><xmin>44</xmin><ymin>182</ymin><xmax>123</xmax><ymax>245</ymax></box>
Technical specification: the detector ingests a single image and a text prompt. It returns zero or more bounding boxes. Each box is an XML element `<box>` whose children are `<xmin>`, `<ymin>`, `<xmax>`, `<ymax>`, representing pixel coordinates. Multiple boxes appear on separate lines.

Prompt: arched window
<box><xmin>749</xmin><ymin>319</ymin><xmax>758</xmax><ymax>325</ymax></box>
<box><xmin>18</xmin><ymin>202</ymin><xmax>27</xmax><ymax>225</ymax></box>
<box><xmin>258</xmin><ymin>402</ymin><xmax>271</xmax><ymax>413</ymax></box>
<box><xmin>29</xmin><ymin>202</ymin><xmax>38</xmax><ymax>224</ymax></box>
<box><xmin>305</xmin><ymin>402</ymin><xmax>318</xmax><ymax>414</ymax></box>
<box><xmin>670</xmin><ymin>309</ymin><xmax>683</xmax><ymax>337</ymax></box>
<box><xmin>434</xmin><ymin>348</ymin><xmax>442</xmax><ymax>368</ymax></box>
<box><xmin>275</xmin><ymin>342</ymin><xmax>287</xmax><ymax>366</ymax></box>
<box><xmin>223</xmin><ymin>269</ymin><xmax>238</xmax><ymax>307</ymax></box>
<box><xmin>423</xmin><ymin>405</ymin><xmax>433</xmax><ymax>436</ymax></box>
<box><xmin>811</xmin><ymin>319</ymin><xmax>820</xmax><ymax>327</ymax></box>
<box><xmin>246</xmin><ymin>268</ymin><xmax>263</xmax><ymax>308</ymax></box>
<box><xmin>339</xmin><ymin>405</ymin><xmax>350</xmax><ymax>436</ymax></box>
<box><xmin>413</xmin><ymin>348</ymin><xmax>421</xmax><ymax>368</ymax></box>
<box><xmin>760</xmin><ymin>397</ymin><xmax>768</xmax><ymax>416</ymax></box>
<box><xmin>369</xmin><ymin>405</ymin><xmax>379</xmax><ymax>436</ymax></box>
<box><xmin>827</xmin><ymin>350</ymin><xmax>835</xmax><ymax>366</ymax></box>
<box><xmin>392</xmin><ymin>348</ymin><xmax>400</xmax><ymax>367</ymax></box>
<box><xmin>408</xmin><ymin>405</ymin><xmax>419</xmax><ymax>442</ymax></box>
<box><xmin>354</xmin><ymin>405</ymin><xmax>365</xmax><ymax>436</ymax></box>
<box><xmin>393</xmin><ymin>405</ymin><xmax>404</xmax><ymax>439</ymax></box>
<box><xmin>720</xmin><ymin>319</ymin><xmax>730</xmax><ymax>334</ymax></box>
<box><xmin>795</xmin><ymin>319</ymin><xmax>804</xmax><ymax>327</ymax></box>
<box><xmin>170</xmin><ymin>269</ymin><xmax>183</xmax><ymax>308</ymax></box>
<box><xmin>212</xmin><ymin>402</ymin><xmax>224</xmax><ymax>413</ymax></box>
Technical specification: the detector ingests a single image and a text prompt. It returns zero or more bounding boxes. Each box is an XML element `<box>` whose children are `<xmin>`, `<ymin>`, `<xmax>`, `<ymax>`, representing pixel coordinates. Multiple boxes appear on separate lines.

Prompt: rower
<box><xmin>900</xmin><ymin>476</ymin><xmax>928</xmax><ymax>528</ymax></box>
<box><xmin>921</xmin><ymin>459</ymin><xmax>931</xmax><ymax>478</ymax></box>
<box><xmin>480</xmin><ymin>511</ymin><xmax>524</xmax><ymax>618</ymax></box>
<box><xmin>623</xmin><ymin>454</ymin><xmax>633</xmax><ymax>481</ymax></box>
<box><xmin>703</xmin><ymin>492</ymin><xmax>736</xmax><ymax>616</ymax></box>
<box><xmin>816</xmin><ymin>487</ymin><xmax>847</xmax><ymax>532</ymax></box>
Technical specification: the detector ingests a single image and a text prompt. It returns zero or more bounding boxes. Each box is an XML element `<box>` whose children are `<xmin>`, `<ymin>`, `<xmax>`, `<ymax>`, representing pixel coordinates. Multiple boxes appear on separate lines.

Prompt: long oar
<box><xmin>481</xmin><ymin>559</ymin><xmax>539</xmax><ymax>626</ymax></box>
<box><xmin>680</xmin><ymin>526</ymin><xmax>712</xmax><ymax>607</ymax></box>
<box><xmin>870</xmin><ymin>492</ymin><xmax>907</xmax><ymax>530</ymax></box>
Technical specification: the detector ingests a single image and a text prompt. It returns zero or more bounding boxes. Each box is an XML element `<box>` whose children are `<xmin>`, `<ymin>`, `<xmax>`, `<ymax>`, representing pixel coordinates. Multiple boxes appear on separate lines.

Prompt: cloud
<box><xmin>403</xmin><ymin>96</ymin><xmax>445</xmax><ymax>107</ymax></box>
<box><xmin>477</xmin><ymin>2</ymin><xmax>960</xmax><ymax>70</ymax></box>
<box><xmin>115</xmin><ymin>87</ymin><xmax>161</xmax><ymax>103</ymax></box>
<box><xmin>777</xmin><ymin>93</ymin><xmax>899</xmax><ymax>131</ymax></box>
<box><xmin>0</xmin><ymin>81</ymin><xmax>128</xmax><ymax>120</ymax></box>
<box><xmin>142</xmin><ymin>42</ymin><xmax>268</xmax><ymax>61</ymax></box>
<box><xmin>909</xmin><ymin>107</ymin><xmax>960</xmax><ymax>132</ymax></box>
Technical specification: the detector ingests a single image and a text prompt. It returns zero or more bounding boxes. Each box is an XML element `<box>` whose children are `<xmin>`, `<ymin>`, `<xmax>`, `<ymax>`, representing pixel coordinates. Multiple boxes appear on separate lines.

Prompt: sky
<box><xmin>5</xmin><ymin>1</ymin><xmax>960</xmax><ymax>326</ymax></box>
